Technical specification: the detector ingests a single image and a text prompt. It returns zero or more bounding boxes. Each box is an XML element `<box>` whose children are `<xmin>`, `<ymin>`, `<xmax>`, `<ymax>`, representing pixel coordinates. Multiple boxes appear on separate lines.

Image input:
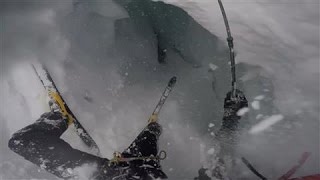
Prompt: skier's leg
<box><xmin>9</xmin><ymin>112</ymin><xmax>69</xmax><ymax>142</ymax></box>
<box><xmin>8</xmin><ymin>112</ymin><xmax>107</xmax><ymax>179</ymax></box>
<box><xmin>122</xmin><ymin>122</ymin><xmax>161</xmax><ymax>158</ymax></box>
<box><xmin>214</xmin><ymin>90</ymin><xmax>249</xmax><ymax>179</ymax></box>
<box><xmin>121</xmin><ymin>122</ymin><xmax>167</xmax><ymax>179</ymax></box>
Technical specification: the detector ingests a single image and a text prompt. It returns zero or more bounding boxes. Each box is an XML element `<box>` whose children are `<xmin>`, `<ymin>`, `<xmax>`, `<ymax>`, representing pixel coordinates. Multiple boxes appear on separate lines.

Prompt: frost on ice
<box><xmin>249</xmin><ymin>114</ymin><xmax>284</xmax><ymax>134</ymax></box>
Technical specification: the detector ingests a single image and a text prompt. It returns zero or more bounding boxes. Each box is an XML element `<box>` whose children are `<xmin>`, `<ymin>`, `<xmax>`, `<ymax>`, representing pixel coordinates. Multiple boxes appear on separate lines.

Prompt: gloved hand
<box><xmin>194</xmin><ymin>168</ymin><xmax>211</xmax><ymax>180</ymax></box>
<box><xmin>224</xmin><ymin>89</ymin><xmax>248</xmax><ymax>115</ymax></box>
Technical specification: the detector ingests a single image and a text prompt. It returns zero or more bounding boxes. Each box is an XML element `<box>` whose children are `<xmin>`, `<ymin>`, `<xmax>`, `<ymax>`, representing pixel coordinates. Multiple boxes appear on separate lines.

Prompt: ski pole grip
<box><xmin>168</xmin><ymin>76</ymin><xmax>177</xmax><ymax>88</ymax></box>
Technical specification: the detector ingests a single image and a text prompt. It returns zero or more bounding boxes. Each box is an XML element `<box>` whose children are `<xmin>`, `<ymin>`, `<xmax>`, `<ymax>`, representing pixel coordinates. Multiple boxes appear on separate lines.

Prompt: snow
<box><xmin>254</xmin><ymin>95</ymin><xmax>265</xmax><ymax>101</ymax></box>
<box><xmin>66</xmin><ymin>168</ymin><xmax>73</xmax><ymax>174</ymax></box>
<box><xmin>207</xmin><ymin>148</ymin><xmax>215</xmax><ymax>155</ymax></box>
<box><xmin>76</xmin><ymin>127</ymin><xmax>84</xmax><ymax>135</ymax></box>
<box><xmin>249</xmin><ymin>114</ymin><xmax>284</xmax><ymax>134</ymax></box>
<box><xmin>72</xmin><ymin>163</ymin><xmax>98</xmax><ymax>179</ymax></box>
<box><xmin>13</xmin><ymin>140</ymin><xmax>21</xmax><ymax>145</ymax></box>
<box><xmin>42</xmin><ymin>118</ymin><xmax>62</xmax><ymax>127</ymax></box>
<box><xmin>208</xmin><ymin>63</ymin><xmax>218</xmax><ymax>71</ymax></box>
<box><xmin>208</xmin><ymin>123</ymin><xmax>215</xmax><ymax>128</ymax></box>
<box><xmin>251</xmin><ymin>100</ymin><xmax>260</xmax><ymax>110</ymax></box>
<box><xmin>256</xmin><ymin>114</ymin><xmax>263</xmax><ymax>120</ymax></box>
<box><xmin>236</xmin><ymin>107</ymin><xmax>249</xmax><ymax>116</ymax></box>
<box><xmin>0</xmin><ymin>0</ymin><xmax>319</xmax><ymax>179</ymax></box>
<box><xmin>39</xmin><ymin>158</ymin><xmax>49</xmax><ymax>170</ymax></box>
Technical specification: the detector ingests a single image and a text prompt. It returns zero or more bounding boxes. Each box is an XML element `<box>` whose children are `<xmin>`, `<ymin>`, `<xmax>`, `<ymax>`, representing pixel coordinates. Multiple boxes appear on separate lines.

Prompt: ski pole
<box><xmin>241</xmin><ymin>157</ymin><xmax>268</xmax><ymax>180</ymax></box>
<box><xmin>148</xmin><ymin>76</ymin><xmax>177</xmax><ymax>123</ymax></box>
<box><xmin>278</xmin><ymin>152</ymin><xmax>311</xmax><ymax>180</ymax></box>
<box><xmin>217</xmin><ymin>0</ymin><xmax>237</xmax><ymax>98</ymax></box>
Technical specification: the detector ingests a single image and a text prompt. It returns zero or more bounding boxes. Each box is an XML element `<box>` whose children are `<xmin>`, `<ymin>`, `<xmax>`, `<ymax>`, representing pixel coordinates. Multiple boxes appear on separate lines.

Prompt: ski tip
<box><xmin>168</xmin><ymin>76</ymin><xmax>177</xmax><ymax>87</ymax></box>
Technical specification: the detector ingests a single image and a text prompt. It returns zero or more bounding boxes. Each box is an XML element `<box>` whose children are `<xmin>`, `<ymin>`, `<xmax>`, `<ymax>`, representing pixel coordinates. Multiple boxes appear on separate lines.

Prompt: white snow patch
<box><xmin>251</xmin><ymin>101</ymin><xmax>260</xmax><ymax>110</ymax></box>
<box><xmin>42</xmin><ymin>118</ymin><xmax>62</xmax><ymax>127</ymax></box>
<box><xmin>72</xmin><ymin>163</ymin><xmax>98</xmax><ymax>180</ymax></box>
<box><xmin>39</xmin><ymin>158</ymin><xmax>50</xmax><ymax>170</ymax></box>
<box><xmin>254</xmin><ymin>95</ymin><xmax>265</xmax><ymax>100</ymax></box>
<box><xmin>239</xmin><ymin>71</ymin><xmax>258</xmax><ymax>82</ymax></box>
<box><xmin>13</xmin><ymin>140</ymin><xmax>21</xmax><ymax>145</ymax></box>
<box><xmin>249</xmin><ymin>114</ymin><xmax>284</xmax><ymax>134</ymax></box>
<box><xmin>66</xmin><ymin>168</ymin><xmax>73</xmax><ymax>174</ymax></box>
<box><xmin>76</xmin><ymin>128</ymin><xmax>84</xmax><ymax>135</ymax></box>
<box><xmin>56</xmin><ymin>165</ymin><xmax>65</xmax><ymax>172</ymax></box>
<box><xmin>207</xmin><ymin>148</ymin><xmax>215</xmax><ymax>155</ymax></box>
<box><xmin>208</xmin><ymin>63</ymin><xmax>218</xmax><ymax>71</ymax></box>
<box><xmin>256</xmin><ymin>114</ymin><xmax>263</xmax><ymax>119</ymax></box>
<box><xmin>208</xmin><ymin>123</ymin><xmax>215</xmax><ymax>128</ymax></box>
<box><xmin>140</xmin><ymin>164</ymin><xmax>154</xmax><ymax>168</ymax></box>
<box><xmin>236</xmin><ymin>107</ymin><xmax>250</xmax><ymax>116</ymax></box>
<box><xmin>205</xmin><ymin>169</ymin><xmax>211</xmax><ymax>178</ymax></box>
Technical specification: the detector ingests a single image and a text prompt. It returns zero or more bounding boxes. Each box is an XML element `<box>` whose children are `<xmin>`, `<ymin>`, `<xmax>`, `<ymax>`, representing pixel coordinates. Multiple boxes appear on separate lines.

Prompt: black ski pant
<box><xmin>8</xmin><ymin>112</ymin><xmax>167</xmax><ymax>179</ymax></box>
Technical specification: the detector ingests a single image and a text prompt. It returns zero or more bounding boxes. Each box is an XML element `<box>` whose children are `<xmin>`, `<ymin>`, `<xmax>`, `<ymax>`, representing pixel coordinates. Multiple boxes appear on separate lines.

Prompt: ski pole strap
<box><xmin>109</xmin><ymin>150</ymin><xmax>167</xmax><ymax>166</ymax></box>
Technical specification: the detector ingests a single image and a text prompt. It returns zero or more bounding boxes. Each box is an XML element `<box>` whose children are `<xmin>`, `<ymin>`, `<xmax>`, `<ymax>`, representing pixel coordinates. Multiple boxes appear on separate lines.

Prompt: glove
<box><xmin>224</xmin><ymin>89</ymin><xmax>248</xmax><ymax>116</ymax></box>
<box><xmin>194</xmin><ymin>168</ymin><xmax>211</xmax><ymax>180</ymax></box>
